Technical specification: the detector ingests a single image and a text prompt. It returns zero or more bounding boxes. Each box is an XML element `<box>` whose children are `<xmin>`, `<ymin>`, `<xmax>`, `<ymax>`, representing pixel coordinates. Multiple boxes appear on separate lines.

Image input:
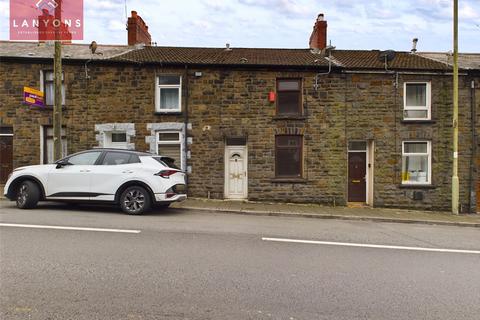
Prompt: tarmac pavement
<box><xmin>1</xmin><ymin>187</ymin><xmax>479</xmax><ymax>227</ymax></box>
<box><xmin>172</xmin><ymin>198</ymin><xmax>480</xmax><ymax>228</ymax></box>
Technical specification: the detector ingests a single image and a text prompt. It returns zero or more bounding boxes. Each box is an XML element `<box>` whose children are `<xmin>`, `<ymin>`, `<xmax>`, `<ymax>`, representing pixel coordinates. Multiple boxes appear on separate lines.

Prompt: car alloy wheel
<box><xmin>124</xmin><ymin>190</ymin><xmax>145</xmax><ymax>211</ymax></box>
<box><xmin>15</xmin><ymin>180</ymin><xmax>40</xmax><ymax>209</ymax></box>
<box><xmin>120</xmin><ymin>186</ymin><xmax>151</xmax><ymax>215</ymax></box>
<box><xmin>17</xmin><ymin>184</ymin><xmax>28</xmax><ymax>207</ymax></box>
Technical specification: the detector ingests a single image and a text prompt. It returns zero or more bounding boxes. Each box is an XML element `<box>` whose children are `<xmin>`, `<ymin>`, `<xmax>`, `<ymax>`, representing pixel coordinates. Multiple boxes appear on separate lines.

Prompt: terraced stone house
<box><xmin>1</xmin><ymin>13</ymin><xmax>479</xmax><ymax>211</ymax></box>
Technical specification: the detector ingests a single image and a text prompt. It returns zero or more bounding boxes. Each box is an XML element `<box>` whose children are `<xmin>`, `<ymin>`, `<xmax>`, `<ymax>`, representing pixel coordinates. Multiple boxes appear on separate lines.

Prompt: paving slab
<box><xmin>172</xmin><ymin>198</ymin><xmax>480</xmax><ymax>228</ymax></box>
<box><xmin>2</xmin><ymin>187</ymin><xmax>478</xmax><ymax>227</ymax></box>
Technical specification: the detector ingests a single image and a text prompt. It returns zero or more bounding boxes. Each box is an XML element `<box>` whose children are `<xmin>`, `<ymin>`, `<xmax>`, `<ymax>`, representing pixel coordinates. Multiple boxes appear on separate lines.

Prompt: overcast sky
<box><xmin>0</xmin><ymin>0</ymin><xmax>478</xmax><ymax>52</ymax></box>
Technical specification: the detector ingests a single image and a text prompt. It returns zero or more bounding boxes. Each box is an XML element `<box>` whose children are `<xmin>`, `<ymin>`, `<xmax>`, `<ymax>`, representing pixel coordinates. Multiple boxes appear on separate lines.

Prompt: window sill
<box><xmin>401</xmin><ymin>120</ymin><xmax>436</xmax><ymax>124</ymax></box>
<box><xmin>154</xmin><ymin>111</ymin><xmax>183</xmax><ymax>115</ymax></box>
<box><xmin>270</xmin><ymin>178</ymin><xmax>308</xmax><ymax>183</ymax></box>
<box><xmin>273</xmin><ymin>115</ymin><xmax>307</xmax><ymax>120</ymax></box>
<box><xmin>399</xmin><ymin>184</ymin><xmax>436</xmax><ymax>189</ymax></box>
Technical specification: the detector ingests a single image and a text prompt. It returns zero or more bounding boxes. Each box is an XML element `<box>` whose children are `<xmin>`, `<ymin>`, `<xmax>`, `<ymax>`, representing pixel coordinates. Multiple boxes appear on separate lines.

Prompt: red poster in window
<box><xmin>10</xmin><ymin>0</ymin><xmax>83</xmax><ymax>41</ymax></box>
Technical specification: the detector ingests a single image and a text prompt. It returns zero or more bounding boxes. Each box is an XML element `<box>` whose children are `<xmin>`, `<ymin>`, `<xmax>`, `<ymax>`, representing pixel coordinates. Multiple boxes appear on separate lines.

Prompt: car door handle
<box><xmin>80</xmin><ymin>169</ymin><xmax>91</xmax><ymax>173</ymax></box>
<box><xmin>122</xmin><ymin>170</ymin><xmax>134</xmax><ymax>174</ymax></box>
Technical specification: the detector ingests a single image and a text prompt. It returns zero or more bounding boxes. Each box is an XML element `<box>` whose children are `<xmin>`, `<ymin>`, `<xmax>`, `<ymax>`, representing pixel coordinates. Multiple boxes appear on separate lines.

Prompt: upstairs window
<box><xmin>275</xmin><ymin>135</ymin><xmax>303</xmax><ymax>178</ymax></box>
<box><xmin>403</xmin><ymin>82</ymin><xmax>431</xmax><ymax>120</ymax></box>
<box><xmin>156</xmin><ymin>75</ymin><xmax>182</xmax><ymax>112</ymax></box>
<box><xmin>402</xmin><ymin>141</ymin><xmax>431</xmax><ymax>185</ymax></box>
<box><xmin>42</xmin><ymin>70</ymin><xmax>65</xmax><ymax>106</ymax></box>
<box><xmin>277</xmin><ymin>79</ymin><xmax>302</xmax><ymax>116</ymax></box>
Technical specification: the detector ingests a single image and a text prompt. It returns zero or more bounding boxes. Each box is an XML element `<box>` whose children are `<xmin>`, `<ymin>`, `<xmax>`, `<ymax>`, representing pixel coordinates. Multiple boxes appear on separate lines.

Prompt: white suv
<box><xmin>3</xmin><ymin>149</ymin><xmax>187</xmax><ymax>215</ymax></box>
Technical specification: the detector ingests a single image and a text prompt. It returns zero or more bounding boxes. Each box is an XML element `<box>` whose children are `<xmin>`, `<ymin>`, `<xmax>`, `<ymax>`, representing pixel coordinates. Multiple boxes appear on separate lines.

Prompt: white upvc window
<box><xmin>104</xmin><ymin>131</ymin><xmax>128</xmax><ymax>149</ymax></box>
<box><xmin>403</xmin><ymin>82</ymin><xmax>431</xmax><ymax>120</ymax></box>
<box><xmin>402</xmin><ymin>141</ymin><xmax>431</xmax><ymax>185</ymax></box>
<box><xmin>155</xmin><ymin>75</ymin><xmax>182</xmax><ymax>112</ymax></box>
<box><xmin>156</xmin><ymin>131</ymin><xmax>184</xmax><ymax>170</ymax></box>
<box><xmin>41</xmin><ymin>70</ymin><xmax>65</xmax><ymax>106</ymax></box>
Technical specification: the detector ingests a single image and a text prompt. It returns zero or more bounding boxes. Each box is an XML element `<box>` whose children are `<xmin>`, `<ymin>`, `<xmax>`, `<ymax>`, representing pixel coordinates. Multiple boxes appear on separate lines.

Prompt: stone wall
<box><xmin>0</xmin><ymin>59</ymin><xmax>478</xmax><ymax>211</ymax></box>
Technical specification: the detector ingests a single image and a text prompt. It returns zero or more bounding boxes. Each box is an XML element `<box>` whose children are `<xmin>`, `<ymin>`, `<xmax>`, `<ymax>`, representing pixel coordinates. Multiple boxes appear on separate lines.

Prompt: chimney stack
<box><xmin>127</xmin><ymin>11</ymin><xmax>152</xmax><ymax>46</ymax></box>
<box><xmin>309</xmin><ymin>13</ymin><xmax>327</xmax><ymax>50</ymax></box>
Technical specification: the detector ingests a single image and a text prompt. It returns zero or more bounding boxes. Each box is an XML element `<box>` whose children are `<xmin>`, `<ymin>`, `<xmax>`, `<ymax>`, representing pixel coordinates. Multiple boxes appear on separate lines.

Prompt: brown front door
<box><xmin>348</xmin><ymin>152</ymin><xmax>367</xmax><ymax>202</ymax></box>
<box><xmin>0</xmin><ymin>135</ymin><xmax>13</xmax><ymax>184</ymax></box>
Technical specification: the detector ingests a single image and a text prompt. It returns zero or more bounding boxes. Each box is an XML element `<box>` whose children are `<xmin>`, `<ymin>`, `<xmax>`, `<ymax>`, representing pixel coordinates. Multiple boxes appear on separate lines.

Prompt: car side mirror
<box><xmin>56</xmin><ymin>159</ymin><xmax>69</xmax><ymax>169</ymax></box>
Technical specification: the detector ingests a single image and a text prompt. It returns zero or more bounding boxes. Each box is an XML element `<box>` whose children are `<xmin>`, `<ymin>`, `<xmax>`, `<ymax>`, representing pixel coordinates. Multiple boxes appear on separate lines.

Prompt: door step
<box><xmin>347</xmin><ymin>202</ymin><xmax>369</xmax><ymax>208</ymax></box>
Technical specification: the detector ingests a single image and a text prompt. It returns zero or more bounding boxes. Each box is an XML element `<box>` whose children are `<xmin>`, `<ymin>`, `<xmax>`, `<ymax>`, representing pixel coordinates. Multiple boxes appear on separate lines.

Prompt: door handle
<box><xmin>122</xmin><ymin>170</ymin><xmax>133</xmax><ymax>174</ymax></box>
<box><xmin>80</xmin><ymin>169</ymin><xmax>91</xmax><ymax>173</ymax></box>
<box><xmin>352</xmin><ymin>180</ymin><xmax>361</xmax><ymax>183</ymax></box>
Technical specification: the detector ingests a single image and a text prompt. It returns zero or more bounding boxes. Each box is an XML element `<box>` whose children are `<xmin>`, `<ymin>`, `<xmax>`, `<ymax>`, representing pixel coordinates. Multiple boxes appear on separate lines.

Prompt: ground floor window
<box><xmin>95</xmin><ymin>123</ymin><xmax>135</xmax><ymax>150</ymax></box>
<box><xmin>275</xmin><ymin>135</ymin><xmax>303</xmax><ymax>178</ymax></box>
<box><xmin>104</xmin><ymin>132</ymin><xmax>128</xmax><ymax>149</ymax></box>
<box><xmin>42</xmin><ymin>126</ymin><xmax>67</xmax><ymax>164</ymax></box>
<box><xmin>147</xmin><ymin>123</ymin><xmax>187</xmax><ymax>171</ymax></box>
<box><xmin>156</xmin><ymin>131</ymin><xmax>183</xmax><ymax>169</ymax></box>
<box><xmin>402</xmin><ymin>141</ymin><xmax>431</xmax><ymax>184</ymax></box>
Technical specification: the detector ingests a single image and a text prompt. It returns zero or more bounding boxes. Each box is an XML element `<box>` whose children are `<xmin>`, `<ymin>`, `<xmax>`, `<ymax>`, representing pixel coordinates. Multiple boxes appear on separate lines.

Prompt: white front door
<box><xmin>225</xmin><ymin>146</ymin><xmax>248</xmax><ymax>200</ymax></box>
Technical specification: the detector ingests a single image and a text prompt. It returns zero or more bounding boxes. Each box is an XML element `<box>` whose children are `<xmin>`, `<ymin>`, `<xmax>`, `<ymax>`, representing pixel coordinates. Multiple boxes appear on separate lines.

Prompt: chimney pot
<box><xmin>411</xmin><ymin>38</ymin><xmax>418</xmax><ymax>53</ymax></box>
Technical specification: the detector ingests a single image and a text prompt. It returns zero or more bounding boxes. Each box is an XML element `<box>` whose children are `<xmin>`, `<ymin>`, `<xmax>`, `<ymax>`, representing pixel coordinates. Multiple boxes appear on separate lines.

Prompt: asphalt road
<box><xmin>1</xmin><ymin>201</ymin><xmax>479</xmax><ymax>320</ymax></box>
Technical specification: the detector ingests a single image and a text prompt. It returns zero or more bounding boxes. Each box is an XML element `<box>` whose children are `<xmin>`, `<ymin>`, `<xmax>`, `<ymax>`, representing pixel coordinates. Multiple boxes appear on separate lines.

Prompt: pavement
<box><xmin>172</xmin><ymin>198</ymin><xmax>480</xmax><ymax>228</ymax></box>
<box><xmin>1</xmin><ymin>182</ymin><xmax>479</xmax><ymax>227</ymax></box>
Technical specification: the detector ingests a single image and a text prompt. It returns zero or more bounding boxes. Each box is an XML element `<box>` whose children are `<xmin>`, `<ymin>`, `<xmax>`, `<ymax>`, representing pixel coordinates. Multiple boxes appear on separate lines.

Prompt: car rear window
<box><xmin>102</xmin><ymin>152</ymin><xmax>140</xmax><ymax>165</ymax></box>
<box><xmin>152</xmin><ymin>156</ymin><xmax>180</xmax><ymax>169</ymax></box>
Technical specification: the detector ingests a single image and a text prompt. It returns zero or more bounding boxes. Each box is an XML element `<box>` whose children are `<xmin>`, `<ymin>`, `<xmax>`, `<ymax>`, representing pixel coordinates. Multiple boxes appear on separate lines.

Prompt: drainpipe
<box><xmin>84</xmin><ymin>58</ymin><xmax>93</xmax><ymax>150</ymax></box>
<box><xmin>314</xmin><ymin>47</ymin><xmax>334</xmax><ymax>91</ymax></box>
<box><xmin>469</xmin><ymin>79</ymin><xmax>477</xmax><ymax>212</ymax></box>
<box><xmin>184</xmin><ymin>65</ymin><xmax>189</xmax><ymax>195</ymax></box>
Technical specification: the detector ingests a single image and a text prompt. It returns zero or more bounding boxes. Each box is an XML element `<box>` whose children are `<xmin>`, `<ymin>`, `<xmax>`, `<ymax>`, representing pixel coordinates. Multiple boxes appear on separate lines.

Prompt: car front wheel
<box><xmin>120</xmin><ymin>186</ymin><xmax>151</xmax><ymax>215</ymax></box>
<box><xmin>16</xmin><ymin>180</ymin><xmax>40</xmax><ymax>209</ymax></box>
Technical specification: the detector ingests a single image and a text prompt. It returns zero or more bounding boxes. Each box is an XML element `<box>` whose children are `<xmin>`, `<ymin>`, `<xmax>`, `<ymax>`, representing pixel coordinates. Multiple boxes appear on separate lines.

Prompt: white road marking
<box><xmin>0</xmin><ymin>223</ymin><xmax>141</xmax><ymax>234</ymax></box>
<box><xmin>262</xmin><ymin>237</ymin><xmax>480</xmax><ymax>255</ymax></box>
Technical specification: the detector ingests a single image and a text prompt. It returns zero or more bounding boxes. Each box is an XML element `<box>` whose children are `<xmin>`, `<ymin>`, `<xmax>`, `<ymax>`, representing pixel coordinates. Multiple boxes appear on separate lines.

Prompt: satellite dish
<box><xmin>378</xmin><ymin>50</ymin><xmax>396</xmax><ymax>62</ymax></box>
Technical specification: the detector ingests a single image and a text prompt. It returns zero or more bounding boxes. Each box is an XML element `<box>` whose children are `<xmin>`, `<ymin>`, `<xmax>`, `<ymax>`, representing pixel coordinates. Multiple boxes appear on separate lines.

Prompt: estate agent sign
<box><xmin>23</xmin><ymin>86</ymin><xmax>44</xmax><ymax>107</ymax></box>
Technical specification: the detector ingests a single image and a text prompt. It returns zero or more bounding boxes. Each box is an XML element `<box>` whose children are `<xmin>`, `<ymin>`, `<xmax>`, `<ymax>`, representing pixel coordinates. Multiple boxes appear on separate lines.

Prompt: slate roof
<box><xmin>419</xmin><ymin>52</ymin><xmax>480</xmax><ymax>70</ymax></box>
<box><xmin>0</xmin><ymin>41</ymin><xmax>133</xmax><ymax>60</ymax></box>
